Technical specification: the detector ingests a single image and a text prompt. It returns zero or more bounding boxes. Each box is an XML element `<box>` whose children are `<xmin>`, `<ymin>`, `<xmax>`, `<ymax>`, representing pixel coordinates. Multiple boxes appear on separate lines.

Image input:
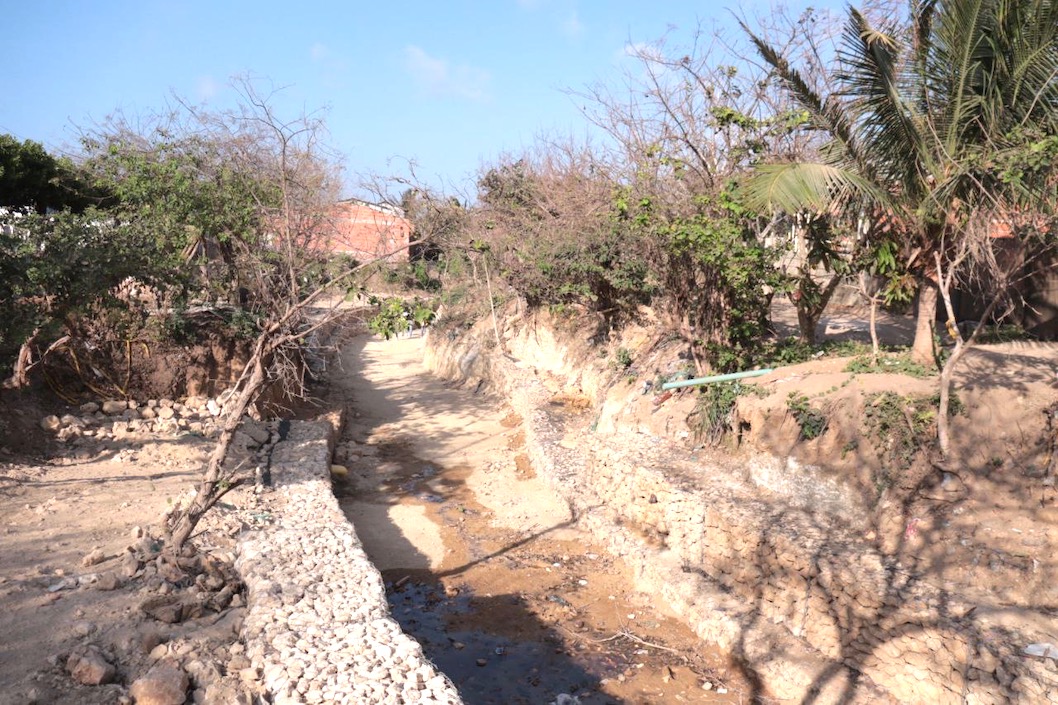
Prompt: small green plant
<box><xmin>786</xmin><ymin>392</ymin><xmax>828</xmax><ymax>440</ymax></box>
<box><xmin>411</xmin><ymin>299</ymin><xmax>437</xmax><ymax>330</ymax></box>
<box><xmin>369</xmin><ymin>297</ymin><xmax>437</xmax><ymax>339</ymax></box>
<box><xmin>614</xmin><ymin>347</ymin><xmax>633</xmax><ymax>369</ymax></box>
<box><xmin>410</xmin><ymin>260</ymin><xmax>442</xmax><ymax>291</ymax></box>
<box><xmin>691</xmin><ymin>381</ymin><xmax>768</xmax><ymax>445</ymax></box>
<box><xmin>765</xmin><ymin>338</ymin><xmax>815</xmax><ymax>365</ymax></box>
<box><xmin>862</xmin><ymin>391</ymin><xmax>964</xmax><ymax>475</ymax></box>
<box><xmin>158</xmin><ymin>308</ymin><xmax>194</xmax><ymax>344</ymax></box>
<box><xmin>845</xmin><ymin>354</ymin><xmax>933</xmax><ymax>378</ymax></box>
<box><xmin>694</xmin><ymin>382</ymin><xmax>744</xmax><ymax>445</ymax></box>
<box><xmin>225</xmin><ymin>308</ymin><xmax>260</xmax><ymax>340</ymax></box>
<box><xmin>840</xmin><ymin>439</ymin><xmax>859</xmax><ymax>459</ymax></box>
<box><xmin>368</xmin><ymin>298</ymin><xmax>412</xmax><ymax>340</ymax></box>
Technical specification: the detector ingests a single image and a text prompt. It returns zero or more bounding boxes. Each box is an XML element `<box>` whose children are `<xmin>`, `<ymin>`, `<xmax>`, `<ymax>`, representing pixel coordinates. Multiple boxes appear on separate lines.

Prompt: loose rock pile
<box><xmin>39</xmin><ymin>394</ymin><xmax>247</xmax><ymax>444</ymax></box>
<box><xmin>237</xmin><ymin>421</ymin><xmax>462</xmax><ymax>705</ymax></box>
<box><xmin>40</xmin><ymin>514</ymin><xmax>261</xmax><ymax>704</ymax></box>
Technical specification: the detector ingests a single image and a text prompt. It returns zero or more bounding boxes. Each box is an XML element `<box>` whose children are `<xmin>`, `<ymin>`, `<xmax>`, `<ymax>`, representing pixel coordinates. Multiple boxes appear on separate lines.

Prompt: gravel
<box><xmin>235</xmin><ymin>421</ymin><xmax>462</xmax><ymax>705</ymax></box>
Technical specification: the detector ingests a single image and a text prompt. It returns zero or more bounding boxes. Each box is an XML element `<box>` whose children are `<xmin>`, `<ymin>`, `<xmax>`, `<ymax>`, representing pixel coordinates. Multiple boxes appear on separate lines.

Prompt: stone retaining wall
<box><xmin>235</xmin><ymin>421</ymin><xmax>462</xmax><ymax>705</ymax></box>
<box><xmin>424</xmin><ymin>324</ymin><xmax>1058</xmax><ymax>705</ymax></box>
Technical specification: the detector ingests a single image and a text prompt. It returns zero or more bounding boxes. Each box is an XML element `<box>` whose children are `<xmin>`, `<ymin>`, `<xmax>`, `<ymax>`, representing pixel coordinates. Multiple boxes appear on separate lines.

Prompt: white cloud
<box><xmin>196</xmin><ymin>75</ymin><xmax>220</xmax><ymax>101</ymax></box>
<box><xmin>404</xmin><ymin>45</ymin><xmax>491</xmax><ymax>102</ymax></box>
<box><xmin>309</xmin><ymin>42</ymin><xmax>349</xmax><ymax>88</ymax></box>
<box><xmin>560</xmin><ymin>11</ymin><xmax>583</xmax><ymax>39</ymax></box>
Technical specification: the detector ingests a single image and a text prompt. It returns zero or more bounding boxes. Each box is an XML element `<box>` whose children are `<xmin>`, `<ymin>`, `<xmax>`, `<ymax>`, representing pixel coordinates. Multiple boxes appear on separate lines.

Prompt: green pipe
<box><xmin>661</xmin><ymin>367</ymin><xmax>773</xmax><ymax>390</ymax></box>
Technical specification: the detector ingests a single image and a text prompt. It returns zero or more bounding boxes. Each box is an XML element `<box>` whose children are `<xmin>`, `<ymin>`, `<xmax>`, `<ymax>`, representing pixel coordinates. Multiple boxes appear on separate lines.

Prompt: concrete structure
<box><xmin>325</xmin><ymin>199</ymin><xmax>412</xmax><ymax>263</ymax></box>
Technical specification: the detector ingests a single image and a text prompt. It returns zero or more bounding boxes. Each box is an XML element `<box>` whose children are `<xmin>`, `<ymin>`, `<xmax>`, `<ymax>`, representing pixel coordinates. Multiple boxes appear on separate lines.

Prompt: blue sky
<box><xmin>1</xmin><ymin>0</ymin><xmax>839</xmax><ymax>197</ymax></box>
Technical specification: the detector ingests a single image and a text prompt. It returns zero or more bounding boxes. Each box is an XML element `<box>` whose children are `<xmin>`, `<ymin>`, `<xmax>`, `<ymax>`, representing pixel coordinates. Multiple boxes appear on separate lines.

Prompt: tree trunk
<box><xmin>167</xmin><ymin>353</ymin><xmax>268</xmax><ymax>551</ymax></box>
<box><xmin>869</xmin><ymin>297</ymin><xmax>880</xmax><ymax>364</ymax></box>
<box><xmin>910</xmin><ymin>280</ymin><xmax>939</xmax><ymax>367</ymax></box>
<box><xmin>936</xmin><ymin>345</ymin><xmax>963</xmax><ymax>457</ymax></box>
<box><xmin>935</xmin><ymin>270</ymin><xmax>1005</xmax><ymax>459</ymax></box>
<box><xmin>796</xmin><ymin>306</ymin><xmax>819</xmax><ymax>346</ymax></box>
<box><xmin>791</xmin><ymin>272</ymin><xmax>844</xmax><ymax>347</ymax></box>
<box><xmin>4</xmin><ymin>328</ymin><xmax>40</xmax><ymax>389</ymax></box>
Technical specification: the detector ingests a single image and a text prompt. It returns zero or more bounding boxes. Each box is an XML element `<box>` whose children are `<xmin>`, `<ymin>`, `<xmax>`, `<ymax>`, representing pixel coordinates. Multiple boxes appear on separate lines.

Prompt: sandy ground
<box><xmin>0</xmin><ymin>430</ymin><xmax>215</xmax><ymax>703</ymax></box>
<box><xmin>335</xmin><ymin>335</ymin><xmax>574</xmax><ymax>571</ymax></box>
<box><xmin>329</xmin><ymin>335</ymin><xmax>748</xmax><ymax>704</ymax></box>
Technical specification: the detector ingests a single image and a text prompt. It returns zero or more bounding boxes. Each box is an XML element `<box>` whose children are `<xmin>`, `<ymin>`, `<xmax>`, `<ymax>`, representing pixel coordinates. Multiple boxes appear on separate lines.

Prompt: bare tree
<box><xmin>161</xmin><ymin>81</ymin><xmax>422</xmax><ymax>552</ymax></box>
<box><xmin>569</xmin><ymin>8</ymin><xmax>870</xmax><ymax>348</ymax></box>
<box><xmin>933</xmin><ymin>213</ymin><xmax>1057</xmax><ymax>458</ymax></box>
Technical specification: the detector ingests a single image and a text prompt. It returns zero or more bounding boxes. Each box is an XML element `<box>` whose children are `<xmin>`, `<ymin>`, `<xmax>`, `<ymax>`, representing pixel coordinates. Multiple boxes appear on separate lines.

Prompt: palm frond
<box><xmin>741</xmin><ymin>21</ymin><xmax>870</xmax><ymax>175</ymax></box>
<box><xmin>927</xmin><ymin>0</ymin><xmax>993</xmax><ymax>153</ymax></box>
<box><xmin>991</xmin><ymin>0</ymin><xmax>1058</xmax><ymax>132</ymax></box>
<box><xmin>913</xmin><ymin>0</ymin><xmax>938</xmax><ymax>114</ymax></box>
<box><xmin>740</xmin><ymin>162</ymin><xmax>891</xmax><ymax>215</ymax></box>
<box><xmin>838</xmin><ymin>9</ymin><xmax>933</xmax><ymax>193</ymax></box>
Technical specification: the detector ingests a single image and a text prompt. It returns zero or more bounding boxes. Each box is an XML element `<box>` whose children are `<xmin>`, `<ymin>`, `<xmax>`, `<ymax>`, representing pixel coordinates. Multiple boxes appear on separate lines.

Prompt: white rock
<box><xmin>40</xmin><ymin>415</ymin><xmax>62</xmax><ymax>432</ymax></box>
<box><xmin>102</xmin><ymin>400</ymin><xmax>127</xmax><ymax>414</ymax></box>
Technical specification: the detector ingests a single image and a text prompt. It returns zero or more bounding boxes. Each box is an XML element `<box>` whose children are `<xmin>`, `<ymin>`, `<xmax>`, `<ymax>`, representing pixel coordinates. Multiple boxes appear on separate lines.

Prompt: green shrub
<box><xmin>368</xmin><ymin>298</ymin><xmax>412</xmax><ymax>340</ymax></box>
<box><xmin>691</xmin><ymin>381</ymin><xmax>768</xmax><ymax>445</ymax></box>
<box><xmin>368</xmin><ymin>297</ymin><xmax>437</xmax><ymax>340</ymax></box>
<box><xmin>845</xmin><ymin>354</ymin><xmax>933</xmax><ymax>378</ymax></box>
<box><xmin>786</xmin><ymin>392</ymin><xmax>828</xmax><ymax>440</ymax></box>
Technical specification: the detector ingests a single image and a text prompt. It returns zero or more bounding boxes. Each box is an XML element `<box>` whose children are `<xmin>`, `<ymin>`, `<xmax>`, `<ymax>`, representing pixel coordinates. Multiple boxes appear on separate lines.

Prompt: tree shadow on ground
<box><xmin>386</xmin><ymin>574</ymin><xmax>622</xmax><ymax>705</ymax></box>
<box><xmin>700</xmin><ymin>430</ymin><xmax>1058</xmax><ymax>703</ymax></box>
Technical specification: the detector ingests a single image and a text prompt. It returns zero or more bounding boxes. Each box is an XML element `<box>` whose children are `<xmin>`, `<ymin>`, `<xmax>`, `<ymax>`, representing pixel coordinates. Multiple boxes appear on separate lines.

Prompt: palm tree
<box><xmin>741</xmin><ymin>0</ymin><xmax>1058</xmax><ymax>364</ymax></box>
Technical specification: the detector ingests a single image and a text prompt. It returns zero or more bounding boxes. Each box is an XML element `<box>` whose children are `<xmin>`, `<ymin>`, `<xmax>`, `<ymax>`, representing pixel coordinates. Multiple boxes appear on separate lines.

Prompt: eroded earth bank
<box><xmin>416</xmin><ymin>304</ymin><xmax>1058</xmax><ymax>705</ymax></box>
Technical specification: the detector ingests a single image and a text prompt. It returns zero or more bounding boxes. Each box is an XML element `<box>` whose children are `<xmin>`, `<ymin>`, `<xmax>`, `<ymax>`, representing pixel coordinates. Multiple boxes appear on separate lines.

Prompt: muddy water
<box><xmin>332</xmin><ymin>336</ymin><xmax>748</xmax><ymax>704</ymax></box>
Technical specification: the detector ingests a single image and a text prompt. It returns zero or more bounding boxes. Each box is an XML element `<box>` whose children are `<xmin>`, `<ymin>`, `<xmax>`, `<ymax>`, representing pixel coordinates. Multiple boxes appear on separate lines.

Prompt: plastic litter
<box><xmin>1024</xmin><ymin>643</ymin><xmax>1058</xmax><ymax>660</ymax></box>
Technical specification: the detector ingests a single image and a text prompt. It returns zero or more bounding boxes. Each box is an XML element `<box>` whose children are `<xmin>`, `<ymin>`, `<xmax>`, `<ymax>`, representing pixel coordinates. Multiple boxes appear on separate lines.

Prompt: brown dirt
<box><xmin>0</xmin><ymin>399</ymin><xmax>254</xmax><ymax>704</ymax></box>
<box><xmin>728</xmin><ymin>340</ymin><xmax>1058</xmax><ymax>614</ymax></box>
<box><xmin>2</xmin><ymin>297</ymin><xmax>1054</xmax><ymax>704</ymax></box>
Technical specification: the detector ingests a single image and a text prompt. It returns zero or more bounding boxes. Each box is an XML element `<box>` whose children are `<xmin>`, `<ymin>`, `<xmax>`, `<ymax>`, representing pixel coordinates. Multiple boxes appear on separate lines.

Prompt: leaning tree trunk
<box><xmin>791</xmin><ymin>272</ymin><xmax>845</xmax><ymax>347</ymax></box>
<box><xmin>166</xmin><ymin>352</ymin><xmax>268</xmax><ymax>552</ymax></box>
<box><xmin>910</xmin><ymin>279</ymin><xmax>939</xmax><ymax>367</ymax></box>
<box><xmin>4</xmin><ymin>328</ymin><xmax>40</xmax><ymax>389</ymax></box>
<box><xmin>796</xmin><ymin>305</ymin><xmax>819</xmax><ymax>346</ymax></box>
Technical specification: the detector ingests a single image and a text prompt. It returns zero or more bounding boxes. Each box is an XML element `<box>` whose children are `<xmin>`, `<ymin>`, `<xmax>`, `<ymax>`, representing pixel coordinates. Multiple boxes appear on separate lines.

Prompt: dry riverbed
<box><xmin>332</xmin><ymin>335</ymin><xmax>749</xmax><ymax>704</ymax></box>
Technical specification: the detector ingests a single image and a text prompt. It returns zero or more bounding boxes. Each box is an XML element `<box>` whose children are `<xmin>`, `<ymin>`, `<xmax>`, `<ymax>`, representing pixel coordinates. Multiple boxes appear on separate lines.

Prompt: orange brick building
<box><xmin>325</xmin><ymin>199</ymin><xmax>412</xmax><ymax>262</ymax></box>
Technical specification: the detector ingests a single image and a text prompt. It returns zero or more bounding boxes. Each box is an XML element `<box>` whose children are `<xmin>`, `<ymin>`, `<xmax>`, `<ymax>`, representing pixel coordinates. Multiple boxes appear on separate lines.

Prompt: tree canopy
<box><xmin>741</xmin><ymin>0</ymin><xmax>1058</xmax><ymax>361</ymax></box>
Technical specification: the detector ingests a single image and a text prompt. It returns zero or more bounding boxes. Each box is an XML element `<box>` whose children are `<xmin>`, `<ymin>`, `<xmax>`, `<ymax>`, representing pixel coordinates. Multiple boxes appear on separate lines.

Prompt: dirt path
<box><xmin>330</xmin><ymin>335</ymin><xmax>748</xmax><ymax>705</ymax></box>
<box><xmin>0</xmin><ymin>432</ymin><xmax>229</xmax><ymax>704</ymax></box>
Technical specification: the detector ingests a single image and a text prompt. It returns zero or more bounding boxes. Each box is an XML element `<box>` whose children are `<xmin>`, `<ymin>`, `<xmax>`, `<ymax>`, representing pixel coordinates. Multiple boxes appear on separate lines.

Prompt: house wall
<box><xmin>327</xmin><ymin>201</ymin><xmax>412</xmax><ymax>263</ymax></box>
